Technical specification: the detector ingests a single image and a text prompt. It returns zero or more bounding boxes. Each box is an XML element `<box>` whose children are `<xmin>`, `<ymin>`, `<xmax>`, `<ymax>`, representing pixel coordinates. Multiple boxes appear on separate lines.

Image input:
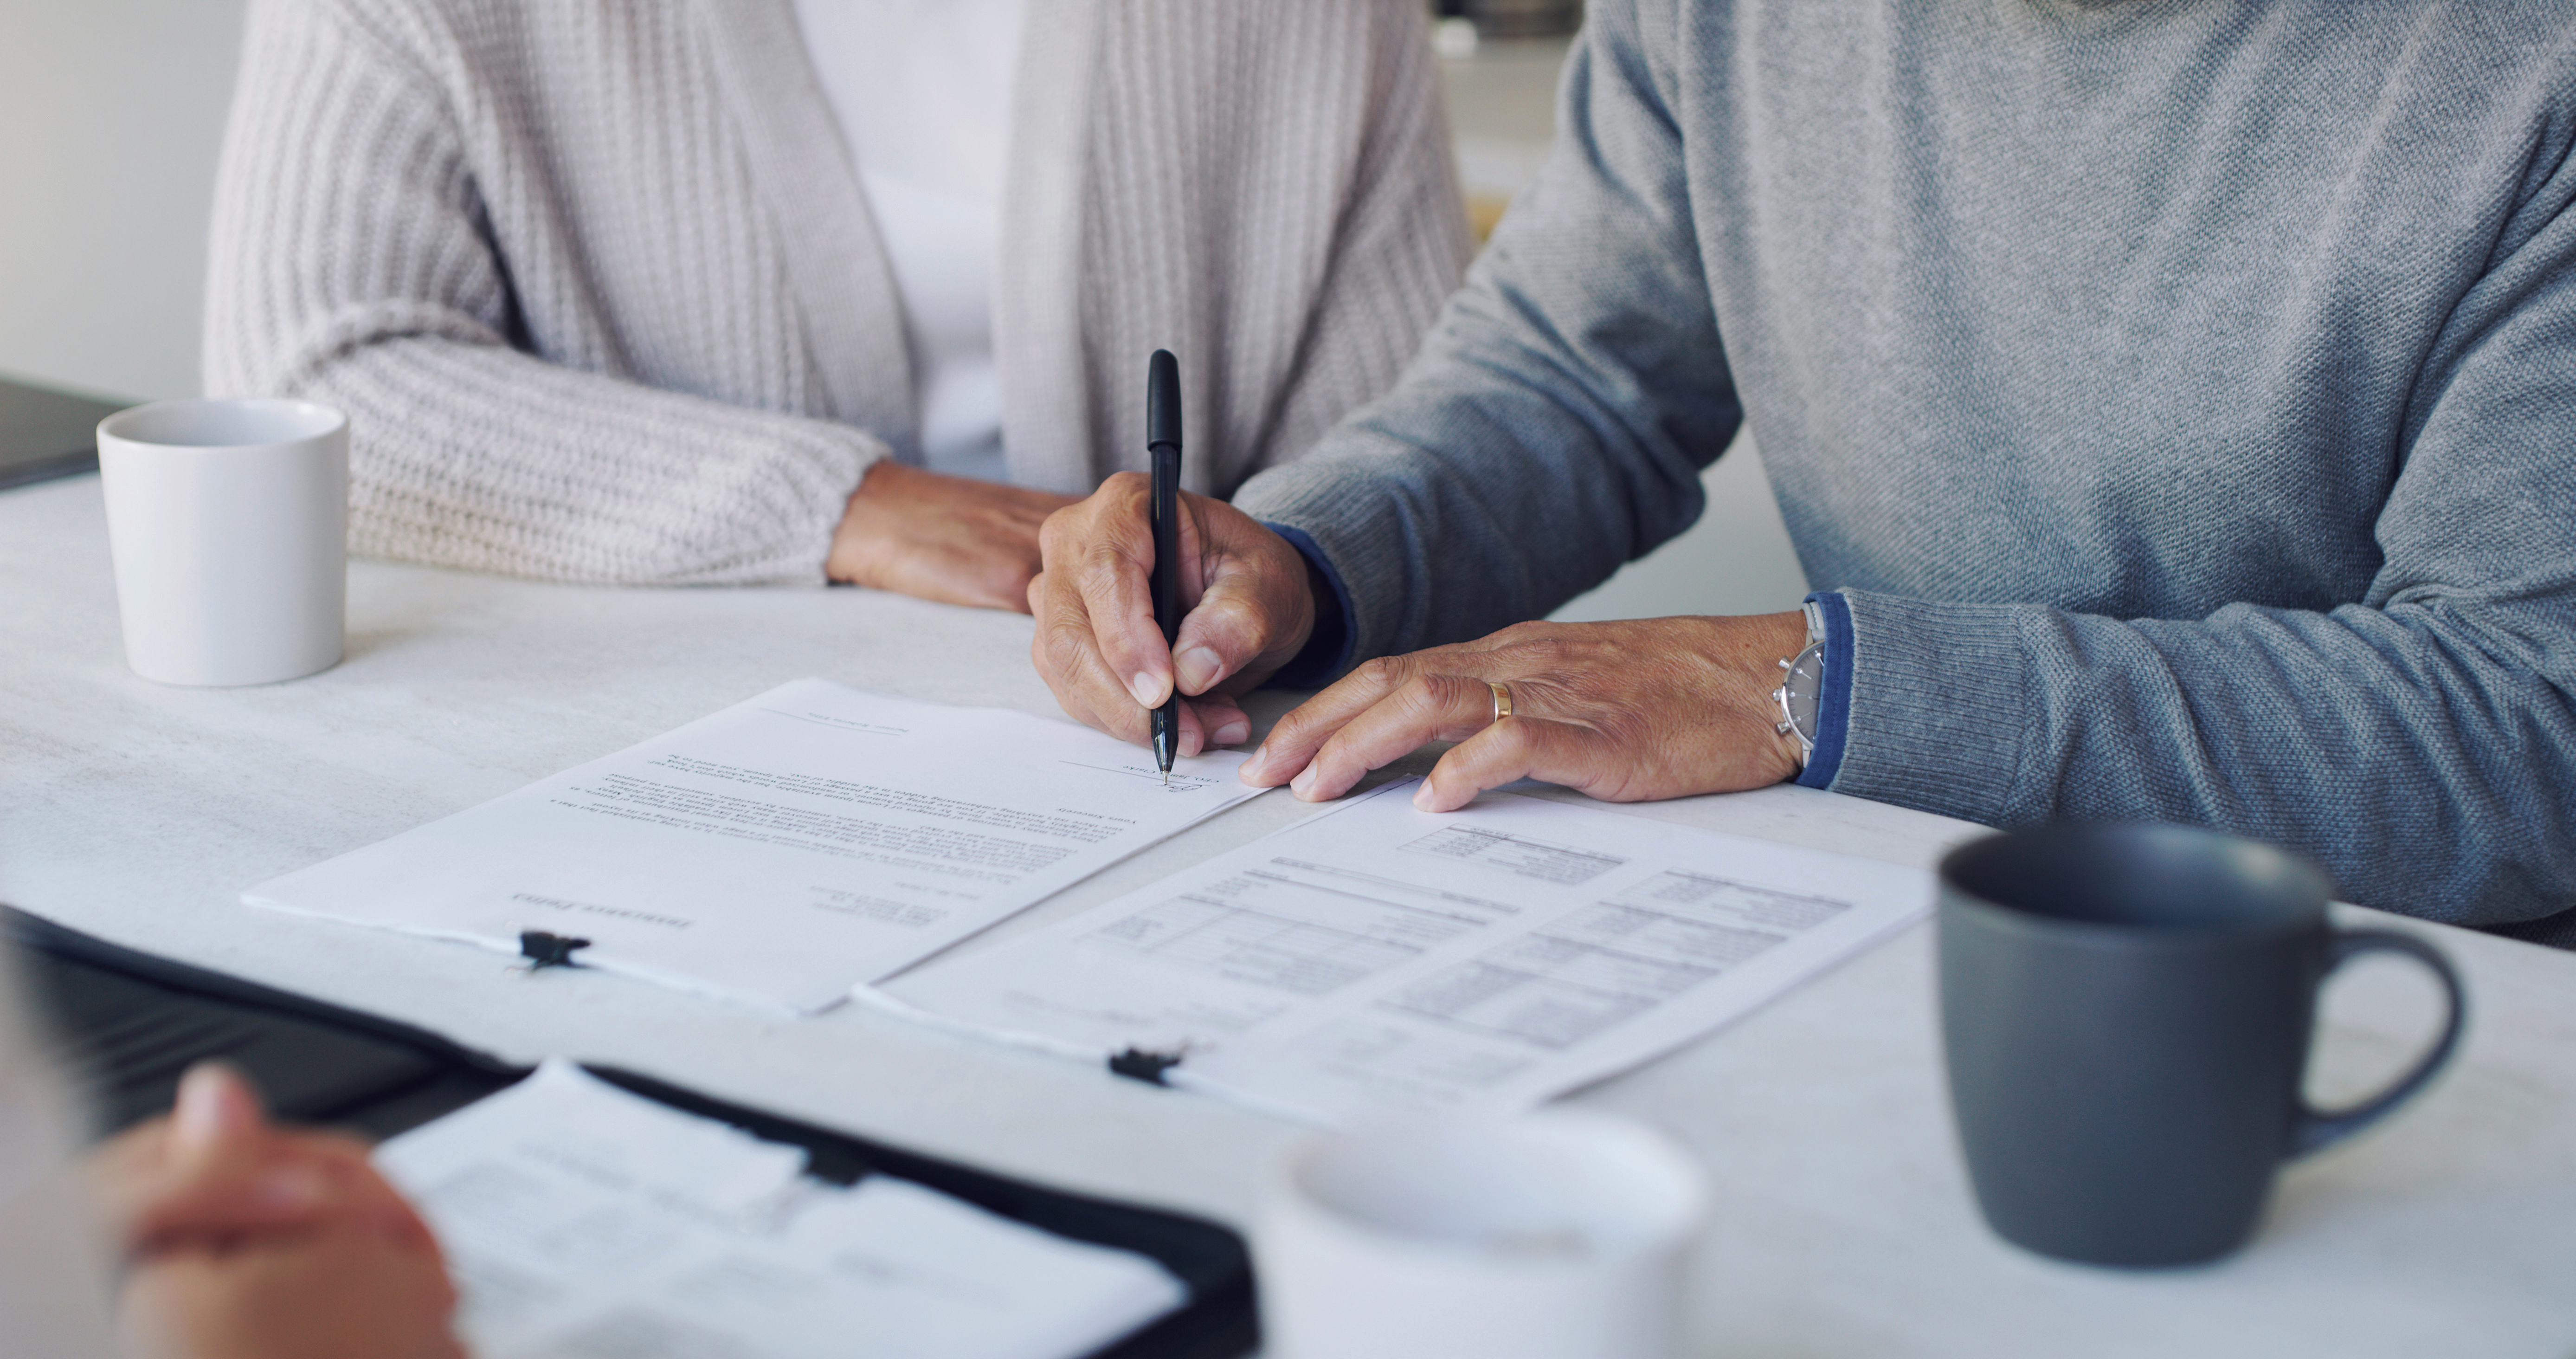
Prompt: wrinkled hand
<box><xmin>1029</xmin><ymin>472</ymin><xmax>1321</xmax><ymax>756</ymax></box>
<box><xmin>1238</xmin><ymin>614</ymin><xmax>1810</xmax><ymax>811</ymax></box>
<box><xmin>828</xmin><ymin>459</ymin><xmax>1078</xmax><ymax>612</ymax></box>
<box><xmin>95</xmin><ymin>1063</ymin><xmax>464</xmax><ymax>1359</ymax></box>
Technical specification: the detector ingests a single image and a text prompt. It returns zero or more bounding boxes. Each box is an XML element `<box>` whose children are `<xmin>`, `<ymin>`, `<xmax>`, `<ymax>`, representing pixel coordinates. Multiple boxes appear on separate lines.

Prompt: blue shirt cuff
<box><xmin>1261</xmin><ymin>523</ymin><xmax>1354</xmax><ymax>689</ymax></box>
<box><xmin>1795</xmin><ymin>590</ymin><xmax>1854</xmax><ymax>790</ymax></box>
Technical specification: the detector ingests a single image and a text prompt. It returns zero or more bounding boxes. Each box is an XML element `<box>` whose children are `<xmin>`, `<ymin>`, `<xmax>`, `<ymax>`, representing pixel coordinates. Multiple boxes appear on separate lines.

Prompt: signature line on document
<box><xmin>1059</xmin><ymin>760</ymin><xmax>1216</xmax><ymax>786</ymax></box>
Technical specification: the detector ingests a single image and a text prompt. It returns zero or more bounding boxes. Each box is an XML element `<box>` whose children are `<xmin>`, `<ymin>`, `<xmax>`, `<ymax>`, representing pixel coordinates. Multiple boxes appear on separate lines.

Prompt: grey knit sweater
<box><xmin>205</xmin><ymin>0</ymin><xmax>1467</xmax><ymax>585</ymax></box>
<box><xmin>1238</xmin><ymin>0</ymin><xmax>2576</xmax><ymax>939</ymax></box>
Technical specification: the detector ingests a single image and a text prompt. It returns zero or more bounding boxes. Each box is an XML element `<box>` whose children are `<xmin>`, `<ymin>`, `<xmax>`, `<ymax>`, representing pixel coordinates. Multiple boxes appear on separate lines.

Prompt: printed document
<box><xmin>881</xmin><ymin>782</ymin><xmax>1934</xmax><ymax>1124</ymax></box>
<box><xmin>376</xmin><ymin>1062</ymin><xmax>1186</xmax><ymax>1359</ymax></box>
<box><xmin>247</xmin><ymin>680</ymin><xmax>1261</xmax><ymax>1013</ymax></box>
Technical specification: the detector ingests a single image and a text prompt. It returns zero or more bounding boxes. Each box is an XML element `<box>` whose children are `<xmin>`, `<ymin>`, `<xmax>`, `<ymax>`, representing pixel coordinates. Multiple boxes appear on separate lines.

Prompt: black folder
<box><xmin>4</xmin><ymin>906</ymin><xmax>1256</xmax><ymax>1359</ymax></box>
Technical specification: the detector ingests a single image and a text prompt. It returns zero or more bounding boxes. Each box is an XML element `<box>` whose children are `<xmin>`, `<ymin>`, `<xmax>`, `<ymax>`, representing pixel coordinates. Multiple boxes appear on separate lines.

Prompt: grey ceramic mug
<box><xmin>1937</xmin><ymin>823</ymin><xmax>2465</xmax><ymax>1268</ymax></box>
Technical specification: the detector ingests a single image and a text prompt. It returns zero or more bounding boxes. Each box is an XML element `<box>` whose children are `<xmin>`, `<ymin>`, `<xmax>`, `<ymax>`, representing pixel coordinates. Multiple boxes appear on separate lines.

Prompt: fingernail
<box><xmin>1290</xmin><ymin>763</ymin><xmax>1320</xmax><ymax>798</ymax></box>
<box><xmin>1129</xmin><ymin>671</ymin><xmax>1160</xmax><ymax>707</ymax></box>
<box><xmin>1211</xmin><ymin>719</ymin><xmax>1249</xmax><ymax>747</ymax></box>
<box><xmin>1239</xmin><ymin>747</ymin><xmax>1271</xmax><ymax>782</ymax></box>
<box><xmin>1175</xmin><ymin>647</ymin><xmax>1223</xmax><ymax>695</ymax></box>
<box><xmin>252</xmin><ymin>1165</ymin><xmax>326</xmax><ymax>1212</ymax></box>
<box><xmin>1414</xmin><ymin>783</ymin><xmax>1434</xmax><ymax>809</ymax></box>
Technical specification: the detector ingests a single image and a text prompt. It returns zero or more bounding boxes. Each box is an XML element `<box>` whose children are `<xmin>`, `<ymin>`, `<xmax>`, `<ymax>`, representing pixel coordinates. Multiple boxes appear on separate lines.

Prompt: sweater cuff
<box><xmin>1261</xmin><ymin>523</ymin><xmax>1355</xmax><ymax>689</ymax></box>
<box><xmin>1793</xmin><ymin>591</ymin><xmax>1855</xmax><ymax>789</ymax></box>
<box><xmin>1823</xmin><ymin>590</ymin><xmax>2029</xmax><ymax>825</ymax></box>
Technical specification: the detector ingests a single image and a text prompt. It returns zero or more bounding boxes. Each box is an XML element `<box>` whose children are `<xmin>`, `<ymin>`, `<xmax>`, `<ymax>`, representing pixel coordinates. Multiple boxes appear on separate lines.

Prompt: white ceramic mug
<box><xmin>1256</xmin><ymin>1111</ymin><xmax>1708</xmax><ymax>1359</ymax></box>
<box><xmin>97</xmin><ymin>399</ymin><xmax>348</xmax><ymax>686</ymax></box>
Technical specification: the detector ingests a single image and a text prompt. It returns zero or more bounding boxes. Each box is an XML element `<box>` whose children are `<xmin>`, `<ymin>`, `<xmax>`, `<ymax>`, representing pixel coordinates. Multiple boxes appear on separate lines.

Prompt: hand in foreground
<box><xmin>1238</xmin><ymin>614</ymin><xmax>1810</xmax><ymax>811</ymax></box>
<box><xmin>1029</xmin><ymin>472</ymin><xmax>1321</xmax><ymax>756</ymax></box>
<box><xmin>93</xmin><ymin>1063</ymin><xmax>464</xmax><ymax>1359</ymax></box>
<box><xmin>829</xmin><ymin>459</ymin><xmax>1079</xmax><ymax>613</ymax></box>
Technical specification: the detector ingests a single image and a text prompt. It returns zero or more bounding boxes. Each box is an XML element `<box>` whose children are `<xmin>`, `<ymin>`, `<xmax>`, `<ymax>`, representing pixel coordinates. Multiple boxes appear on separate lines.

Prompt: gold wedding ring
<box><xmin>1488</xmin><ymin>680</ymin><xmax>1514</xmax><ymax>724</ymax></box>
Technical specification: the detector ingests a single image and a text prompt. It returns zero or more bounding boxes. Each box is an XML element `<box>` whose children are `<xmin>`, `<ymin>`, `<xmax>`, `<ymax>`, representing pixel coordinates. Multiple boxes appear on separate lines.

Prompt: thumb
<box><xmin>169</xmin><ymin>1061</ymin><xmax>266</xmax><ymax>1161</ymax></box>
<box><xmin>118</xmin><ymin>1067</ymin><xmax>349</xmax><ymax>1255</ymax></box>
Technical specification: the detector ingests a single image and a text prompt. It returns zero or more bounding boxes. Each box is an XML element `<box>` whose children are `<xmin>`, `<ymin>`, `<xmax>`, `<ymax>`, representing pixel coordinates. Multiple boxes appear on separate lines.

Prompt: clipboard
<box><xmin>4</xmin><ymin>906</ymin><xmax>1257</xmax><ymax>1359</ymax></box>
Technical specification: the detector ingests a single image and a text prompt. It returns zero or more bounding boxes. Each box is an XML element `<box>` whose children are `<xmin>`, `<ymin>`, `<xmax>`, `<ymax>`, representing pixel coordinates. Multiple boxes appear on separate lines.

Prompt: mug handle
<box><xmin>2289</xmin><ymin>929</ymin><xmax>2467</xmax><ymax>1157</ymax></box>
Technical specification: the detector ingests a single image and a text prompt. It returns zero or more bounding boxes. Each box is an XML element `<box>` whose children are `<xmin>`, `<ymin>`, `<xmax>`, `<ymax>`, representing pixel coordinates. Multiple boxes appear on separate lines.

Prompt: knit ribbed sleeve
<box><xmin>1256</xmin><ymin>1</ymin><xmax>1475</xmax><ymax>473</ymax></box>
<box><xmin>205</xmin><ymin>0</ymin><xmax>881</xmax><ymax>585</ymax></box>
<box><xmin>1037</xmin><ymin>0</ymin><xmax>1470</xmax><ymax>497</ymax></box>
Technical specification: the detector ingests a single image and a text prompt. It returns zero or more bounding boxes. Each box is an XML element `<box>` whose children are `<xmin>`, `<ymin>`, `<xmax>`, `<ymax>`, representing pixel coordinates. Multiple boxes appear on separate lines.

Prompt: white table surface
<box><xmin>5</xmin><ymin>473</ymin><xmax>2572</xmax><ymax>1358</ymax></box>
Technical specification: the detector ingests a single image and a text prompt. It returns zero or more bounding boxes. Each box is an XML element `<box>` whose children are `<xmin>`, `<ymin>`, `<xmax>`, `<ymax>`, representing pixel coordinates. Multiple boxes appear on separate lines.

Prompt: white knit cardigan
<box><xmin>205</xmin><ymin>0</ymin><xmax>1470</xmax><ymax>584</ymax></box>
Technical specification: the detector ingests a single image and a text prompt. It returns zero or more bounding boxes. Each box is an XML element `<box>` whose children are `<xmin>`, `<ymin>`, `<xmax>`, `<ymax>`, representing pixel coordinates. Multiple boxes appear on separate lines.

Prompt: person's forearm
<box><xmin>268</xmin><ymin>335</ymin><xmax>882</xmax><ymax>585</ymax></box>
<box><xmin>1824</xmin><ymin>589</ymin><xmax>2576</xmax><ymax>928</ymax></box>
<box><xmin>202</xmin><ymin>0</ymin><xmax>884</xmax><ymax>587</ymax></box>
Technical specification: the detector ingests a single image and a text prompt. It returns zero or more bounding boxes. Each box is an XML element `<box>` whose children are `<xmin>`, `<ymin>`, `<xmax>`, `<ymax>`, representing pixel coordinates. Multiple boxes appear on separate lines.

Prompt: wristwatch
<box><xmin>1772</xmin><ymin>600</ymin><xmax>1827</xmax><ymax>769</ymax></box>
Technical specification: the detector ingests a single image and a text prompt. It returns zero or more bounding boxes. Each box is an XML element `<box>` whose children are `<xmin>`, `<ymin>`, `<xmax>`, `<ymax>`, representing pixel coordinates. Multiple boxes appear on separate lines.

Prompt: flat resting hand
<box><xmin>1242</xmin><ymin>614</ymin><xmax>1812</xmax><ymax>810</ymax></box>
<box><xmin>829</xmin><ymin>459</ymin><xmax>1079</xmax><ymax>613</ymax></box>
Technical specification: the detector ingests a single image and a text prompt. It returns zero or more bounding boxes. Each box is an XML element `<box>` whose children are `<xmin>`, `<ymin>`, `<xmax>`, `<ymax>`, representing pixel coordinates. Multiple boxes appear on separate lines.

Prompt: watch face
<box><xmin>1783</xmin><ymin>645</ymin><xmax>1823</xmax><ymax>736</ymax></box>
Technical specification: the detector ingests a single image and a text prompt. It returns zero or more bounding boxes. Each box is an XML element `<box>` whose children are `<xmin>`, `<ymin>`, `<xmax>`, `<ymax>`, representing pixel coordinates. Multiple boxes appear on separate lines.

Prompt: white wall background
<box><xmin>0</xmin><ymin>0</ymin><xmax>248</xmax><ymax>403</ymax></box>
<box><xmin>0</xmin><ymin>4</ymin><xmax>1810</xmax><ymax>620</ymax></box>
<box><xmin>1546</xmin><ymin>437</ymin><xmax>1810</xmax><ymax>621</ymax></box>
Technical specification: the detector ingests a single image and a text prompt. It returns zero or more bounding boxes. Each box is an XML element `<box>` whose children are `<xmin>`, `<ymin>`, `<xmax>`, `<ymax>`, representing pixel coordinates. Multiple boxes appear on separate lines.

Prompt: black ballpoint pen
<box><xmin>1146</xmin><ymin>350</ymin><xmax>1183</xmax><ymax>783</ymax></box>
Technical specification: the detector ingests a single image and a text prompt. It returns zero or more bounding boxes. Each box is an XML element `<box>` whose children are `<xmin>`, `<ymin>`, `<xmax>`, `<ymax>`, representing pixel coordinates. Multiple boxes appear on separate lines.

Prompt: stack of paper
<box><xmin>246</xmin><ymin>680</ymin><xmax>1262</xmax><ymax>1013</ymax></box>
<box><xmin>375</xmin><ymin>1062</ymin><xmax>1186</xmax><ymax>1359</ymax></box>
<box><xmin>877</xmin><ymin>782</ymin><xmax>1935</xmax><ymax>1125</ymax></box>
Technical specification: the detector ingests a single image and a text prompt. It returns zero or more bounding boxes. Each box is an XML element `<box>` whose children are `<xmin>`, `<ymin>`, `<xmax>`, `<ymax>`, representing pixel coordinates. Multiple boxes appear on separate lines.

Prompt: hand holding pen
<box><xmin>1023</xmin><ymin>355</ymin><xmax>1324</xmax><ymax>765</ymax></box>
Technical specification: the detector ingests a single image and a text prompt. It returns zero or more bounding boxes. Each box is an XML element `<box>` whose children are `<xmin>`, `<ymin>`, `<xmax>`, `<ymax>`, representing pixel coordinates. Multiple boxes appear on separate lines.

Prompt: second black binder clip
<box><xmin>1108</xmin><ymin>1046</ymin><xmax>1191</xmax><ymax>1086</ymax></box>
<box><xmin>516</xmin><ymin>931</ymin><xmax>592</xmax><ymax>972</ymax></box>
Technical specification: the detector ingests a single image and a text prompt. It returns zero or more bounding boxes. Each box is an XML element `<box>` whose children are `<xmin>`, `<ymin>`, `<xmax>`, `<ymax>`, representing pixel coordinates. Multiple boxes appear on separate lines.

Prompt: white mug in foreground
<box><xmin>98</xmin><ymin>399</ymin><xmax>348</xmax><ymax>687</ymax></box>
<box><xmin>1257</xmin><ymin>1111</ymin><xmax>1708</xmax><ymax>1359</ymax></box>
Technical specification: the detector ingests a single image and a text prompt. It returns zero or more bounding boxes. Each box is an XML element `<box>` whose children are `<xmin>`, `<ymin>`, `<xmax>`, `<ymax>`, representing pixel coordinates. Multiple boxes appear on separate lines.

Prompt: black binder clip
<box><xmin>517</xmin><ymin>931</ymin><xmax>592</xmax><ymax>971</ymax></box>
<box><xmin>1108</xmin><ymin>1047</ymin><xmax>1185</xmax><ymax>1087</ymax></box>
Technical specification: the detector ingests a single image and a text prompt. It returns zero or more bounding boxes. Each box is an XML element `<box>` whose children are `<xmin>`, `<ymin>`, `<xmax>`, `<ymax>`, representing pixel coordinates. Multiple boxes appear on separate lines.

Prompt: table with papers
<box><xmin>6</xmin><ymin>473</ymin><xmax>2575</xmax><ymax>1358</ymax></box>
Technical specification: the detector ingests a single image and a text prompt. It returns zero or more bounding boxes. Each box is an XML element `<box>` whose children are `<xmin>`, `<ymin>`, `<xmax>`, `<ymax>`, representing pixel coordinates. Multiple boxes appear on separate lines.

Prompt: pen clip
<box><xmin>1147</xmin><ymin>349</ymin><xmax>1183</xmax><ymax>458</ymax></box>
